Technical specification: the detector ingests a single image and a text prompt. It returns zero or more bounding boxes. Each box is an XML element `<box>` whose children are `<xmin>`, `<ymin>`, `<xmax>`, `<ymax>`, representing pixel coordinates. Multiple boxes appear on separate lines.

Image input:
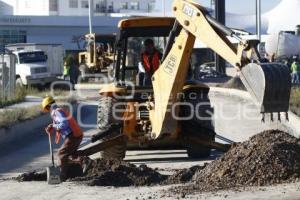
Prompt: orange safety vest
<box><xmin>54</xmin><ymin>108</ymin><xmax>83</xmax><ymax>144</ymax></box>
<box><xmin>142</xmin><ymin>51</ymin><xmax>161</xmax><ymax>73</ymax></box>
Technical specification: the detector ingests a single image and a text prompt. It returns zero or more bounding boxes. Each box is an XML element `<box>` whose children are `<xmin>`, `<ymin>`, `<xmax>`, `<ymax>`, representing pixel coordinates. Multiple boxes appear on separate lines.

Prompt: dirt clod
<box><xmin>172</xmin><ymin>130</ymin><xmax>300</xmax><ymax>194</ymax></box>
<box><xmin>72</xmin><ymin>159</ymin><xmax>168</xmax><ymax>186</ymax></box>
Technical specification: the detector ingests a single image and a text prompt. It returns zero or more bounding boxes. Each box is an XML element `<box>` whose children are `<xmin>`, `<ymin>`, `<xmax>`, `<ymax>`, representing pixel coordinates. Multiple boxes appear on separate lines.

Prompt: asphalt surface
<box><xmin>0</xmin><ymin>87</ymin><xmax>296</xmax><ymax>199</ymax></box>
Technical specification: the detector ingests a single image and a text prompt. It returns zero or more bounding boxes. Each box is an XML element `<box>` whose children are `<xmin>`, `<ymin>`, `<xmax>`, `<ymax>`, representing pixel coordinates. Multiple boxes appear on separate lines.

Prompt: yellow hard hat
<box><xmin>42</xmin><ymin>96</ymin><xmax>55</xmax><ymax>112</ymax></box>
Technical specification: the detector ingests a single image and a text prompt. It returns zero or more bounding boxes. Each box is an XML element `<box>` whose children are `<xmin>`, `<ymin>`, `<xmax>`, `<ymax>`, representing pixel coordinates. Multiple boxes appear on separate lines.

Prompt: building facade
<box><xmin>0</xmin><ymin>0</ymin><xmax>157</xmax><ymax>16</ymax></box>
<box><xmin>0</xmin><ymin>0</ymin><xmax>160</xmax><ymax>51</ymax></box>
<box><xmin>0</xmin><ymin>15</ymin><xmax>123</xmax><ymax>50</ymax></box>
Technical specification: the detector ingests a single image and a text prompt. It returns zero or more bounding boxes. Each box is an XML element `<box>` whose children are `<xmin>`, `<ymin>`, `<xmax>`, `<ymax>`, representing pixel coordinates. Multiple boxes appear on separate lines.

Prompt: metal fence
<box><xmin>0</xmin><ymin>53</ymin><xmax>16</xmax><ymax>102</ymax></box>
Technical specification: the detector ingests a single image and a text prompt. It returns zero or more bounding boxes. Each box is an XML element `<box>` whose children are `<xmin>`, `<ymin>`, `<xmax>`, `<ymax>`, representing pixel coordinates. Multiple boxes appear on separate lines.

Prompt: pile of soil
<box><xmin>165</xmin><ymin>165</ymin><xmax>205</xmax><ymax>185</ymax></box>
<box><xmin>220</xmin><ymin>76</ymin><xmax>246</xmax><ymax>91</ymax></box>
<box><xmin>15</xmin><ymin>170</ymin><xmax>47</xmax><ymax>182</ymax></box>
<box><xmin>72</xmin><ymin>159</ymin><xmax>168</xmax><ymax>186</ymax></box>
<box><xmin>172</xmin><ymin>130</ymin><xmax>300</xmax><ymax>194</ymax></box>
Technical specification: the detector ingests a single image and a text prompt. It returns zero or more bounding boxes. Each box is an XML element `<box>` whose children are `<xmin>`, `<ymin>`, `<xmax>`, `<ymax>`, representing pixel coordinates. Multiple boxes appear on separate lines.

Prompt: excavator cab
<box><xmin>113</xmin><ymin>17</ymin><xmax>176</xmax><ymax>86</ymax></box>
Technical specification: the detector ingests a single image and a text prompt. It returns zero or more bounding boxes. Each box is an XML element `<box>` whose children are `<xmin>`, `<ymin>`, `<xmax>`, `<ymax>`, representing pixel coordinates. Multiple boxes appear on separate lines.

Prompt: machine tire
<box><xmin>180</xmin><ymin>87</ymin><xmax>215</xmax><ymax>159</ymax></box>
<box><xmin>97</xmin><ymin>96</ymin><xmax>126</xmax><ymax>160</ymax></box>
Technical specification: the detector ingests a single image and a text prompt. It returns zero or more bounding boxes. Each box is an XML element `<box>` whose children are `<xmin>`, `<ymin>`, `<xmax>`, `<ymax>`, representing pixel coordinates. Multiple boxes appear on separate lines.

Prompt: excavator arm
<box><xmin>149</xmin><ymin>0</ymin><xmax>291</xmax><ymax>139</ymax></box>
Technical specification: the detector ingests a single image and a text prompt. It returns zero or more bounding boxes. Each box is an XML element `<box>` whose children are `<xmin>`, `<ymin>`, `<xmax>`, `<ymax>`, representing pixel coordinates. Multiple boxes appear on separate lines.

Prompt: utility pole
<box><xmin>88</xmin><ymin>0</ymin><xmax>93</xmax><ymax>34</ymax></box>
<box><xmin>215</xmin><ymin>0</ymin><xmax>226</xmax><ymax>74</ymax></box>
<box><xmin>256</xmin><ymin>0</ymin><xmax>262</xmax><ymax>41</ymax></box>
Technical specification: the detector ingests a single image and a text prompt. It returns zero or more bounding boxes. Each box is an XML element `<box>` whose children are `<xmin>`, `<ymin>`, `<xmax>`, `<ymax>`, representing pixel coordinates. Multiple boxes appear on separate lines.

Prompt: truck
<box><xmin>6</xmin><ymin>43</ymin><xmax>64</xmax><ymax>86</ymax></box>
<box><xmin>265</xmin><ymin>27</ymin><xmax>300</xmax><ymax>64</ymax></box>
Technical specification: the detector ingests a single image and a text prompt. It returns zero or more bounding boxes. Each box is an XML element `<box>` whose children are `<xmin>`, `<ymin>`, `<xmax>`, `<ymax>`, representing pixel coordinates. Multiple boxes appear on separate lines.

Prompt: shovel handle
<box><xmin>47</xmin><ymin>130</ymin><xmax>55</xmax><ymax>167</ymax></box>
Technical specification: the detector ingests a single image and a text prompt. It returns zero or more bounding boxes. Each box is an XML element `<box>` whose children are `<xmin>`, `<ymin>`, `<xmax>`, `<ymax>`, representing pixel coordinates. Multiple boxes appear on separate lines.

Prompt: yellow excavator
<box><xmin>78</xmin><ymin>33</ymin><xmax>116</xmax><ymax>77</ymax></box>
<box><xmin>79</xmin><ymin>0</ymin><xmax>291</xmax><ymax>159</ymax></box>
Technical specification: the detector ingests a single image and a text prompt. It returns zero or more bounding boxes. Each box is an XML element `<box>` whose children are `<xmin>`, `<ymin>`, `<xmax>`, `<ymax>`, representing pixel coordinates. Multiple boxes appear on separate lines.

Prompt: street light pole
<box><xmin>256</xmin><ymin>0</ymin><xmax>261</xmax><ymax>41</ymax></box>
<box><xmin>88</xmin><ymin>0</ymin><xmax>93</xmax><ymax>34</ymax></box>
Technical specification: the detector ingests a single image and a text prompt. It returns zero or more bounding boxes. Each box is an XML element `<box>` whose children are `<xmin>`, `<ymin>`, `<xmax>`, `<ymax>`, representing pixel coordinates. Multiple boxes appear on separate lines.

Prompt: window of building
<box><xmin>69</xmin><ymin>0</ymin><xmax>78</xmax><ymax>8</ymax></box>
<box><xmin>148</xmin><ymin>1</ymin><xmax>155</xmax><ymax>12</ymax></box>
<box><xmin>130</xmin><ymin>2</ymin><xmax>139</xmax><ymax>10</ymax></box>
<box><xmin>81</xmin><ymin>0</ymin><xmax>89</xmax><ymax>8</ymax></box>
<box><xmin>121</xmin><ymin>2</ymin><xmax>128</xmax><ymax>10</ymax></box>
<box><xmin>49</xmin><ymin>0</ymin><xmax>58</xmax><ymax>11</ymax></box>
<box><xmin>95</xmin><ymin>0</ymin><xmax>106</xmax><ymax>13</ymax></box>
<box><xmin>0</xmin><ymin>30</ymin><xmax>27</xmax><ymax>45</ymax></box>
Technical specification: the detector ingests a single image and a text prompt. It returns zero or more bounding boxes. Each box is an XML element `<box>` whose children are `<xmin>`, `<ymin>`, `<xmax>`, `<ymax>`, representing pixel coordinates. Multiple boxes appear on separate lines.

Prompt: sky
<box><xmin>158</xmin><ymin>0</ymin><xmax>282</xmax><ymax>14</ymax></box>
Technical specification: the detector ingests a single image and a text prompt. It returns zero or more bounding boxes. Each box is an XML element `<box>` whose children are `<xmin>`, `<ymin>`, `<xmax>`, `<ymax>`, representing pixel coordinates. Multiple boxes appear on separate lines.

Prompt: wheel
<box><xmin>97</xmin><ymin>96</ymin><xmax>126</xmax><ymax>160</ymax></box>
<box><xmin>16</xmin><ymin>77</ymin><xmax>24</xmax><ymax>88</ymax></box>
<box><xmin>180</xmin><ymin>87</ymin><xmax>215</xmax><ymax>159</ymax></box>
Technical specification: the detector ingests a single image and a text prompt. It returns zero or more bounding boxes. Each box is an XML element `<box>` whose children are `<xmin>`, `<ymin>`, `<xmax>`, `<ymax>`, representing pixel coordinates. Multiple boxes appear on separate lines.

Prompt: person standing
<box><xmin>291</xmin><ymin>55</ymin><xmax>300</xmax><ymax>84</ymax></box>
<box><xmin>69</xmin><ymin>55</ymin><xmax>80</xmax><ymax>90</ymax></box>
<box><xmin>63</xmin><ymin>60</ymin><xmax>70</xmax><ymax>80</ymax></box>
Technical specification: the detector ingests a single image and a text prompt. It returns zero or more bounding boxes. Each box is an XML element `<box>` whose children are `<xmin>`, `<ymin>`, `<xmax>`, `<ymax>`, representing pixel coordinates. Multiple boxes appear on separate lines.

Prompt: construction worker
<box><xmin>140</xmin><ymin>39</ymin><xmax>162</xmax><ymax>86</ymax></box>
<box><xmin>63</xmin><ymin>60</ymin><xmax>70</xmax><ymax>80</ymax></box>
<box><xmin>42</xmin><ymin>96</ymin><xmax>84</xmax><ymax>181</ymax></box>
<box><xmin>291</xmin><ymin>55</ymin><xmax>300</xmax><ymax>84</ymax></box>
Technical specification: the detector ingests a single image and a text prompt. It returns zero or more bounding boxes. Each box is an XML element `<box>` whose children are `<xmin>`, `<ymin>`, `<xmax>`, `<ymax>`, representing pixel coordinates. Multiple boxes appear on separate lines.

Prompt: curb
<box><xmin>209</xmin><ymin>87</ymin><xmax>300</xmax><ymax>138</ymax></box>
<box><xmin>0</xmin><ymin>114</ymin><xmax>51</xmax><ymax>148</ymax></box>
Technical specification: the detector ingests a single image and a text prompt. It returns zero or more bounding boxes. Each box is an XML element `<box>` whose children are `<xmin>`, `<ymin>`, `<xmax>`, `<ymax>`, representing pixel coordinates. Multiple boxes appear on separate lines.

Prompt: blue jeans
<box><xmin>291</xmin><ymin>73</ymin><xmax>300</xmax><ymax>84</ymax></box>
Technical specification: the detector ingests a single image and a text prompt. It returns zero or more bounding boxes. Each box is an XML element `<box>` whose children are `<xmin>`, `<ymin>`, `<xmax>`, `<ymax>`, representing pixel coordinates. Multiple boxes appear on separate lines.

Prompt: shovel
<box><xmin>46</xmin><ymin>130</ymin><xmax>61</xmax><ymax>184</ymax></box>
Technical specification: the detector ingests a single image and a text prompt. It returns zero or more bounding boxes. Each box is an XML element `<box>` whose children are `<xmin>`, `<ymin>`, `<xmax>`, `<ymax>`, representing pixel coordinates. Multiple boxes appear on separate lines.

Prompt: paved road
<box><xmin>0</xmin><ymin>88</ymin><xmax>295</xmax><ymax>200</ymax></box>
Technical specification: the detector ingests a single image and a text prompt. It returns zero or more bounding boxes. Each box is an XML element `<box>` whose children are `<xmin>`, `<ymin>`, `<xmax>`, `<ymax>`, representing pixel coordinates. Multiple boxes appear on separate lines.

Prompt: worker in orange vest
<box><xmin>42</xmin><ymin>96</ymin><xmax>85</xmax><ymax>181</ymax></box>
<box><xmin>140</xmin><ymin>39</ymin><xmax>162</xmax><ymax>86</ymax></box>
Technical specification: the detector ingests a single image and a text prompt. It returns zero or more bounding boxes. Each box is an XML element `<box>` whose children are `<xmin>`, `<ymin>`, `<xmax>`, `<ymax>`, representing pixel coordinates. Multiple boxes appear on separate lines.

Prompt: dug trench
<box><xmin>14</xmin><ymin>130</ymin><xmax>300</xmax><ymax>195</ymax></box>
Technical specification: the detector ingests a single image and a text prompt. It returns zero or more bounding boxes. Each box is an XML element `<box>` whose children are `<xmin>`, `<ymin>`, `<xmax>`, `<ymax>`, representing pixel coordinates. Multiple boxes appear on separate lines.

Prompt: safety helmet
<box><xmin>293</xmin><ymin>55</ymin><xmax>299</xmax><ymax>60</ymax></box>
<box><xmin>42</xmin><ymin>96</ymin><xmax>55</xmax><ymax>112</ymax></box>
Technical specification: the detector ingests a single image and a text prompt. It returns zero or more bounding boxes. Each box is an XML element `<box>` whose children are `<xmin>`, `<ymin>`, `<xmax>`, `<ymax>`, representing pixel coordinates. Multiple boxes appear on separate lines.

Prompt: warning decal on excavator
<box><xmin>182</xmin><ymin>4</ymin><xmax>194</xmax><ymax>17</ymax></box>
<box><xmin>164</xmin><ymin>55</ymin><xmax>177</xmax><ymax>75</ymax></box>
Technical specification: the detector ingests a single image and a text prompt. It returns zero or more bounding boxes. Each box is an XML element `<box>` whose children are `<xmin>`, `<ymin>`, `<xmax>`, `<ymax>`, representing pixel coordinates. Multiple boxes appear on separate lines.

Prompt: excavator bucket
<box><xmin>240</xmin><ymin>63</ymin><xmax>291</xmax><ymax>114</ymax></box>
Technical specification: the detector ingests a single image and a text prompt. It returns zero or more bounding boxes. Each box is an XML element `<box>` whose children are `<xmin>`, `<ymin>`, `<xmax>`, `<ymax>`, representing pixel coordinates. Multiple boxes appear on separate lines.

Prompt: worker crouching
<box><xmin>42</xmin><ymin>96</ymin><xmax>84</xmax><ymax>181</ymax></box>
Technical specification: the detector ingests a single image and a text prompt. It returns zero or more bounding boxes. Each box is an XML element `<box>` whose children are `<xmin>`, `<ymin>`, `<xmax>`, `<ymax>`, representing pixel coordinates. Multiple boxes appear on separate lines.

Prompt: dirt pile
<box><xmin>15</xmin><ymin>170</ymin><xmax>47</xmax><ymax>182</ymax></box>
<box><xmin>165</xmin><ymin>165</ymin><xmax>205</xmax><ymax>185</ymax></box>
<box><xmin>73</xmin><ymin>159</ymin><xmax>168</xmax><ymax>186</ymax></box>
<box><xmin>172</xmin><ymin>130</ymin><xmax>300</xmax><ymax>194</ymax></box>
<box><xmin>220</xmin><ymin>76</ymin><xmax>246</xmax><ymax>91</ymax></box>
